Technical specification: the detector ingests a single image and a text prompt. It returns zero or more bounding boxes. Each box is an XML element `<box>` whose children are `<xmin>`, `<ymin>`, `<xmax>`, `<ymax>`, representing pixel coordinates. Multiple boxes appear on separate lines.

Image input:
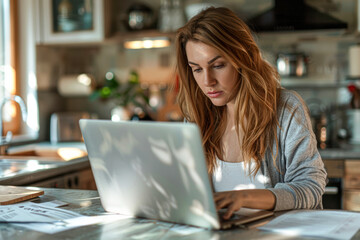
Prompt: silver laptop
<box><xmin>79</xmin><ymin>119</ymin><xmax>273</xmax><ymax>230</ymax></box>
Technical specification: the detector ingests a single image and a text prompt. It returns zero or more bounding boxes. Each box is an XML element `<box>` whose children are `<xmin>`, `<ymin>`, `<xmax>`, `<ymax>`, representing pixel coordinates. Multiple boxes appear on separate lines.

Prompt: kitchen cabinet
<box><xmin>30</xmin><ymin>168</ymin><xmax>96</xmax><ymax>190</ymax></box>
<box><xmin>343</xmin><ymin>160</ymin><xmax>360</xmax><ymax>211</ymax></box>
<box><xmin>323</xmin><ymin>159</ymin><xmax>344</xmax><ymax>179</ymax></box>
<box><xmin>322</xmin><ymin>158</ymin><xmax>360</xmax><ymax>211</ymax></box>
<box><xmin>322</xmin><ymin>159</ymin><xmax>344</xmax><ymax>209</ymax></box>
<box><xmin>35</xmin><ymin>0</ymin><xmax>112</xmax><ymax>44</ymax></box>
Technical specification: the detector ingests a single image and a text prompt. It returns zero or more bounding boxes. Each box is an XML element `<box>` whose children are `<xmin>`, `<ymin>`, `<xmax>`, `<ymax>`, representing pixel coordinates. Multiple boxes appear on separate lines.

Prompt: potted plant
<box><xmin>90</xmin><ymin>70</ymin><xmax>151</xmax><ymax>121</ymax></box>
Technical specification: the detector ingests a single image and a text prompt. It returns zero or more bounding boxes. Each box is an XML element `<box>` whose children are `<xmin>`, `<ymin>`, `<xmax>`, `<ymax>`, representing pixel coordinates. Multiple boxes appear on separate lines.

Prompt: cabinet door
<box><xmin>343</xmin><ymin>160</ymin><xmax>360</xmax><ymax>211</ymax></box>
<box><xmin>38</xmin><ymin>0</ymin><xmax>107</xmax><ymax>44</ymax></box>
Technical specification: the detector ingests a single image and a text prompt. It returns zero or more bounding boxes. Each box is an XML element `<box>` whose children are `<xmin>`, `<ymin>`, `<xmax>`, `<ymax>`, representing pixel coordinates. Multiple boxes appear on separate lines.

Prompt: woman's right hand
<box><xmin>214</xmin><ymin>189</ymin><xmax>276</xmax><ymax>220</ymax></box>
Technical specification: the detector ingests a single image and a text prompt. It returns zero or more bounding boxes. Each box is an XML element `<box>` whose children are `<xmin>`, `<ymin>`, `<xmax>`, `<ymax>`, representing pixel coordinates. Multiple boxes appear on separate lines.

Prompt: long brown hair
<box><xmin>175</xmin><ymin>7</ymin><xmax>281</xmax><ymax>175</ymax></box>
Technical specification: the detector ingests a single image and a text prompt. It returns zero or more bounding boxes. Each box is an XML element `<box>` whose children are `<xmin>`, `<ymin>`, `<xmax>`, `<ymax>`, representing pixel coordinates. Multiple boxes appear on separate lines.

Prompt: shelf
<box><xmin>105</xmin><ymin>29</ymin><xmax>177</xmax><ymax>44</ymax></box>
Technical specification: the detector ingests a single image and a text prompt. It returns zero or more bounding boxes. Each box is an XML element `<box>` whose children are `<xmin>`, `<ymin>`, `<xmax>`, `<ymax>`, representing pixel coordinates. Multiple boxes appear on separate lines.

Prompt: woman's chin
<box><xmin>210</xmin><ymin>99</ymin><xmax>227</xmax><ymax>107</ymax></box>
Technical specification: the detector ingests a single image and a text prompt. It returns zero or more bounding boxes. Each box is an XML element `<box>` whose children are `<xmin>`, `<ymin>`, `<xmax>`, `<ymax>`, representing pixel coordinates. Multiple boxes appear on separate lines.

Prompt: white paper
<box><xmin>38</xmin><ymin>200</ymin><xmax>69</xmax><ymax>208</ymax></box>
<box><xmin>258</xmin><ymin>210</ymin><xmax>360</xmax><ymax>240</ymax></box>
<box><xmin>0</xmin><ymin>202</ymin><xmax>82</xmax><ymax>223</ymax></box>
<box><xmin>0</xmin><ymin>201</ymin><xmax>132</xmax><ymax>234</ymax></box>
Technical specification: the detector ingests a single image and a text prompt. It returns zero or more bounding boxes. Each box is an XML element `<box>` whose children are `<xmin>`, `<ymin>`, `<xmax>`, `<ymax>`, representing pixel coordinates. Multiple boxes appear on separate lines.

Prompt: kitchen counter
<box><xmin>319</xmin><ymin>145</ymin><xmax>360</xmax><ymax>160</ymax></box>
<box><xmin>5</xmin><ymin>142</ymin><xmax>87</xmax><ymax>161</ymax></box>
<box><xmin>0</xmin><ymin>156</ymin><xmax>90</xmax><ymax>186</ymax></box>
<box><xmin>0</xmin><ymin>141</ymin><xmax>92</xmax><ymax>188</ymax></box>
<box><xmin>320</xmin><ymin>149</ymin><xmax>360</xmax><ymax>160</ymax></box>
<box><xmin>2</xmin><ymin>188</ymin><xmax>359</xmax><ymax>239</ymax></box>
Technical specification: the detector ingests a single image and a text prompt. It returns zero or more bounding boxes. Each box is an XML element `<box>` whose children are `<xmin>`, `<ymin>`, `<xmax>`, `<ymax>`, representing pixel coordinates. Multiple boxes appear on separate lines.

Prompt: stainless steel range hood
<box><xmin>247</xmin><ymin>0</ymin><xmax>348</xmax><ymax>32</ymax></box>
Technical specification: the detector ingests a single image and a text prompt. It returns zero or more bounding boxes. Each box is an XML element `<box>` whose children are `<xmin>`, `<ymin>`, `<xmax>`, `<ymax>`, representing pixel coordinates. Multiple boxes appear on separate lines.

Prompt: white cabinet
<box><xmin>35</xmin><ymin>0</ymin><xmax>111</xmax><ymax>44</ymax></box>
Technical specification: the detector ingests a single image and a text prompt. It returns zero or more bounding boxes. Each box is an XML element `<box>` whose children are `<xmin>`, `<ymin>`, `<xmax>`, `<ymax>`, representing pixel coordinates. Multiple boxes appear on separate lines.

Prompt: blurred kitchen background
<box><xmin>30</xmin><ymin>0</ymin><xmax>360</xmax><ymax>148</ymax></box>
<box><xmin>2</xmin><ymin>0</ymin><xmax>360</xmax><ymax>210</ymax></box>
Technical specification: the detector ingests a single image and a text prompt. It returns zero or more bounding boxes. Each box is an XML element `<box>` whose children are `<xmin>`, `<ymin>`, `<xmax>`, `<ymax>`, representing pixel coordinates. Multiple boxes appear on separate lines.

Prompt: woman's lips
<box><xmin>207</xmin><ymin>91</ymin><xmax>223</xmax><ymax>98</ymax></box>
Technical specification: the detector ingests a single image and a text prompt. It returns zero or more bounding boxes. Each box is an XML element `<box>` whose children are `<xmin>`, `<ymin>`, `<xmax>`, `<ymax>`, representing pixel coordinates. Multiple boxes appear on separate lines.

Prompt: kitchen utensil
<box><xmin>0</xmin><ymin>186</ymin><xmax>44</xmax><ymax>205</ymax></box>
<box><xmin>276</xmin><ymin>52</ymin><xmax>309</xmax><ymax>77</ymax></box>
<box><xmin>127</xmin><ymin>3</ymin><xmax>155</xmax><ymax>30</ymax></box>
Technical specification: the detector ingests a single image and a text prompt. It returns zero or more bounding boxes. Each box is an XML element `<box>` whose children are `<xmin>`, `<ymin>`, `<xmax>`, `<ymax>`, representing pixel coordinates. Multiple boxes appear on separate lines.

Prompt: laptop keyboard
<box><xmin>218</xmin><ymin>209</ymin><xmax>243</xmax><ymax>221</ymax></box>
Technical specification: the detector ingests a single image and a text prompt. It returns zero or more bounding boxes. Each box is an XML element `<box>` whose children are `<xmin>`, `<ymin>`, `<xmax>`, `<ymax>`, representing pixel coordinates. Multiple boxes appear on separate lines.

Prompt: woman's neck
<box><xmin>222</xmin><ymin>102</ymin><xmax>243</xmax><ymax>162</ymax></box>
<box><xmin>226</xmin><ymin>102</ymin><xmax>235</xmax><ymax>120</ymax></box>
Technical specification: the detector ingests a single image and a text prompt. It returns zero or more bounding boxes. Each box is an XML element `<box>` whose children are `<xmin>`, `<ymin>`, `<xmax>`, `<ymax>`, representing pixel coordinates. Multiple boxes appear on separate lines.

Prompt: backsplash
<box><xmin>36</xmin><ymin>35</ymin><xmax>354</xmax><ymax>104</ymax></box>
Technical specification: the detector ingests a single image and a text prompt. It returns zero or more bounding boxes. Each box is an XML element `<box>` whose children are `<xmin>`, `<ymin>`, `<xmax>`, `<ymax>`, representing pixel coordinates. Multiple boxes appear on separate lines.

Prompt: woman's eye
<box><xmin>193</xmin><ymin>68</ymin><xmax>202</xmax><ymax>73</ymax></box>
<box><xmin>213</xmin><ymin>64</ymin><xmax>225</xmax><ymax>69</ymax></box>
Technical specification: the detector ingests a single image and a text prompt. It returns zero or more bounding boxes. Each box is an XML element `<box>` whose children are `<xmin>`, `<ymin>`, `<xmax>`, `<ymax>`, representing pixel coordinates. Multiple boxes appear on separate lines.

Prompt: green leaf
<box><xmin>100</xmin><ymin>87</ymin><xmax>112</xmax><ymax>98</ymax></box>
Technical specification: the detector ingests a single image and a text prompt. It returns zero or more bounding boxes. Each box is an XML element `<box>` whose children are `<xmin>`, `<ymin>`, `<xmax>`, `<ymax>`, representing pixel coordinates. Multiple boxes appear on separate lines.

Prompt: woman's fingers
<box><xmin>215</xmin><ymin>195</ymin><xmax>232</xmax><ymax>210</ymax></box>
<box><xmin>213</xmin><ymin>192</ymin><xmax>226</xmax><ymax>201</ymax></box>
<box><xmin>223</xmin><ymin>203</ymin><xmax>238</xmax><ymax>220</ymax></box>
<box><xmin>214</xmin><ymin>192</ymin><xmax>237</xmax><ymax>210</ymax></box>
<box><xmin>216</xmin><ymin>199</ymin><xmax>230</xmax><ymax>210</ymax></box>
<box><xmin>214</xmin><ymin>191</ymin><xmax>244</xmax><ymax>219</ymax></box>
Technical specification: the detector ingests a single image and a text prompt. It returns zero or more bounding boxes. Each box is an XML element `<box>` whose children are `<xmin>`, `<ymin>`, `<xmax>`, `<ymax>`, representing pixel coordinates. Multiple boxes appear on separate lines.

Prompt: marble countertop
<box><xmin>2</xmin><ymin>188</ymin><xmax>359</xmax><ymax>240</ymax></box>
<box><xmin>0</xmin><ymin>157</ymin><xmax>90</xmax><ymax>186</ymax></box>
<box><xmin>6</xmin><ymin>142</ymin><xmax>87</xmax><ymax>161</ymax></box>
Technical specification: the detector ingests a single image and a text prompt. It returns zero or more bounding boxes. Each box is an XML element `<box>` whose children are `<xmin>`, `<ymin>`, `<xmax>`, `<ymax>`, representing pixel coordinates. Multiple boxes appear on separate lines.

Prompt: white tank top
<box><xmin>212</xmin><ymin>158</ymin><xmax>267</xmax><ymax>192</ymax></box>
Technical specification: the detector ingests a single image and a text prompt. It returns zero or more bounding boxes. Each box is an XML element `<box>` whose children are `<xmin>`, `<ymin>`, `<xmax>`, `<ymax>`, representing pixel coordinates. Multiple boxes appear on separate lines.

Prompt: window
<box><xmin>0</xmin><ymin>0</ymin><xmax>9</xmax><ymax>99</ymax></box>
<box><xmin>0</xmin><ymin>0</ymin><xmax>18</xmax><ymax>136</ymax></box>
<box><xmin>0</xmin><ymin>0</ymin><xmax>39</xmax><ymax>142</ymax></box>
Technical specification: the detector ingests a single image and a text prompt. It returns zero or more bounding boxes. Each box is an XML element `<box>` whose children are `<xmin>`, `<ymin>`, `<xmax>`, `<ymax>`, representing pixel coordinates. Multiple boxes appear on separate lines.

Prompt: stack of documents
<box><xmin>0</xmin><ymin>201</ymin><xmax>127</xmax><ymax>234</ymax></box>
<box><xmin>258</xmin><ymin>210</ymin><xmax>360</xmax><ymax>240</ymax></box>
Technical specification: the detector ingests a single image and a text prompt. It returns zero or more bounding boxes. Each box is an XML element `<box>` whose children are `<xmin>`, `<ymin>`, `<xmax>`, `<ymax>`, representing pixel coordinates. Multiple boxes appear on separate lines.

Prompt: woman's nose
<box><xmin>203</xmin><ymin>70</ymin><xmax>216</xmax><ymax>86</ymax></box>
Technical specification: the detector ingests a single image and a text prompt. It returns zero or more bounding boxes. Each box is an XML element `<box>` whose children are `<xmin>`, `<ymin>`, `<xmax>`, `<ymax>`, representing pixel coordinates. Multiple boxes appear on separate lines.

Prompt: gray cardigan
<box><xmin>262</xmin><ymin>89</ymin><xmax>327</xmax><ymax>211</ymax></box>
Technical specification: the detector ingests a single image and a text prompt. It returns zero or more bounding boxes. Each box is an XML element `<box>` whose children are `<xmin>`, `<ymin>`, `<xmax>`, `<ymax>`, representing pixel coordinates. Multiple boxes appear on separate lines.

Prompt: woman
<box><xmin>175</xmin><ymin>7</ymin><xmax>327</xmax><ymax>220</ymax></box>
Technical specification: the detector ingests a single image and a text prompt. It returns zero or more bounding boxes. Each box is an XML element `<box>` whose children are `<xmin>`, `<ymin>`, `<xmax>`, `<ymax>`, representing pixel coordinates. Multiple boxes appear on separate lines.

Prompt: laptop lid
<box><xmin>79</xmin><ymin>119</ymin><xmax>221</xmax><ymax>229</ymax></box>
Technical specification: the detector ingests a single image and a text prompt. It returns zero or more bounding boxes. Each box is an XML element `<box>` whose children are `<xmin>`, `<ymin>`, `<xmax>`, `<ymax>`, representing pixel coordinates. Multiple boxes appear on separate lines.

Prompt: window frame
<box><xmin>0</xmin><ymin>0</ymin><xmax>40</xmax><ymax>143</ymax></box>
<box><xmin>1</xmin><ymin>0</ymin><xmax>20</xmax><ymax>136</ymax></box>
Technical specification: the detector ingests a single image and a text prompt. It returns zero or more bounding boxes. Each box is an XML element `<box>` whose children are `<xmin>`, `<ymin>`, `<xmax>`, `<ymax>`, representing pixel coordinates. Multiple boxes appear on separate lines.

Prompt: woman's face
<box><xmin>185</xmin><ymin>40</ymin><xmax>239</xmax><ymax>107</ymax></box>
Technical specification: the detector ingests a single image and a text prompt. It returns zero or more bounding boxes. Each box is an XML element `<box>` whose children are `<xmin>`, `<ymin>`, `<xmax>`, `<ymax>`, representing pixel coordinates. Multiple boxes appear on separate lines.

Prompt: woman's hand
<box><xmin>214</xmin><ymin>189</ymin><xmax>276</xmax><ymax>220</ymax></box>
<box><xmin>214</xmin><ymin>191</ymin><xmax>246</xmax><ymax>220</ymax></box>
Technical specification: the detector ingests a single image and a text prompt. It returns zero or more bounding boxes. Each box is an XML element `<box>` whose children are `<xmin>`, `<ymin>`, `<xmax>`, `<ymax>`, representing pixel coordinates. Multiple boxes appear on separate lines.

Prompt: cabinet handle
<box><xmin>74</xmin><ymin>176</ymin><xmax>79</xmax><ymax>186</ymax></box>
<box><xmin>67</xmin><ymin>178</ymin><xmax>72</xmax><ymax>188</ymax></box>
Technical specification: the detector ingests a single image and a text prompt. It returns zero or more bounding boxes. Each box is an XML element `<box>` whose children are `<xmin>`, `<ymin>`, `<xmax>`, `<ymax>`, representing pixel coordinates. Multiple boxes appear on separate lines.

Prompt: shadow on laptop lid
<box><xmin>80</xmin><ymin>119</ymin><xmax>273</xmax><ymax>230</ymax></box>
